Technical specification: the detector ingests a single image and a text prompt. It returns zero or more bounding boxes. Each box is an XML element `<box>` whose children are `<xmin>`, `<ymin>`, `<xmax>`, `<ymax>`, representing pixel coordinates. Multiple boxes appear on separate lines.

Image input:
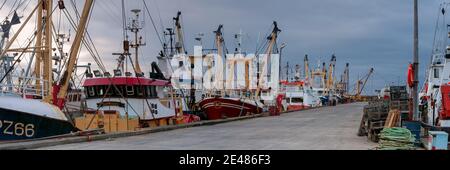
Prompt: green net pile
<box><xmin>377</xmin><ymin>128</ymin><xmax>416</xmax><ymax>150</ymax></box>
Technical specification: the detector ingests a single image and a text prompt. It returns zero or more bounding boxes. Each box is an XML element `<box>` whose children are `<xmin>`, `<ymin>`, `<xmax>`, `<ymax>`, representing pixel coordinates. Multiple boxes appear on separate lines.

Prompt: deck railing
<box><xmin>0</xmin><ymin>76</ymin><xmax>50</xmax><ymax>99</ymax></box>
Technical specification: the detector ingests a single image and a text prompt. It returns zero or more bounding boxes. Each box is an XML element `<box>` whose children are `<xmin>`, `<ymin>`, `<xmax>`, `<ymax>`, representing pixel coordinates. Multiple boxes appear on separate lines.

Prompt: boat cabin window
<box><xmin>291</xmin><ymin>98</ymin><xmax>304</xmax><ymax>103</ymax></box>
<box><xmin>97</xmin><ymin>86</ymin><xmax>104</xmax><ymax>96</ymax></box>
<box><xmin>434</xmin><ymin>68</ymin><xmax>440</xmax><ymax>78</ymax></box>
<box><xmin>179</xmin><ymin>61</ymin><xmax>184</xmax><ymax>67</ymax></box>
<box><xmin>68</xmin><ymin>93</ymin><xmax>81</xmax><ymax>102</ymax></box>
<box><xmin>88</xmin><ymin>87</ymin><xmax>95</xmax><ymax>97</ymax></box>
<box><xmin>107</xmin><ymin>86</ymin><xmax>114</xmax><ymax>95</ymax></box>
<box><xmin>150</xmin><ymin>86</ymin><xmax>157</xmax><ymax>98</ymax></box>
<box><xmin>85</xmin><ymin>85</ymin><xmax>161</xmax><ymax>99</ymax></box>
<box><xmin>126</xmin><ymin>86</ymin><xmax>134</xmax><ymax>96</ymax></box>
<box><xmin>146</xmin><ymin>86</ymin><xmax>152</xmax><ymax>97</ymax></box>
<box><xmin>135</xmin><ymin>86</ymin><xmax>144</xmax><ymax>97</ymax></box>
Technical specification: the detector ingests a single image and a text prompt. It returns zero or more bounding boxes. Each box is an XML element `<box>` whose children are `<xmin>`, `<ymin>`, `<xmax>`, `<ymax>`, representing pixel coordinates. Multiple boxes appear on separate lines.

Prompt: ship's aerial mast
<box><xmin>165</xmin><ymin>28</ymin><xmax>175</xmax><ymax>56</ymax></box>
<box><xmin>128</xmin><ymin>9</ymin><xmax>146</xmax><ymax>77</ymax></box>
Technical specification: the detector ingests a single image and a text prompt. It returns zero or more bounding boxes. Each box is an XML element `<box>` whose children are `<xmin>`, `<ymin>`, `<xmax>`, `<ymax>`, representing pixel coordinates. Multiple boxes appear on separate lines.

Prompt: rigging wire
<box><xmin>121</xmin><ymin>0</ymin><xmax>127</xmax><ymax>40</ymax></box>
<box><xmin>65</xmin><ymin>0</ymin><xmax>106</xmax><ymax>72</ymax></box>
<box><xmin>0</xmin><ymin>2</ymin><xmax>52</xmax><ymax>83</ymax></box>
<box><xmin>6</xmin><ymin>0</ymin><xmax>18</xmax><ymax>17</ymax></box>
<box><xmin>142</xmin><ymin>0</ymin><xmax>164</xmax><ymax>50</ymax></box>
<box><xmin>74</xmin><ymin>0</ymin><xmax>143</xmax><ymax>115</ymax></box>
<box><xmin>95</xmin><ymin>0</ymin><xmax>122</xmax><ymax>27</ymax></box>
<box><xmin>153</xmin><ymin>0</ymin><xmax>166</xmax><ymax>43</ymax></box>
<box><xmin>0</xmin><ymin>0</ymin><xmax>9</xmax><ymax>11</ymax></box>
<box><xmin>19</xmin><ymin>0</ymin><xmax>30</xmax><ymax>13</ymax></box>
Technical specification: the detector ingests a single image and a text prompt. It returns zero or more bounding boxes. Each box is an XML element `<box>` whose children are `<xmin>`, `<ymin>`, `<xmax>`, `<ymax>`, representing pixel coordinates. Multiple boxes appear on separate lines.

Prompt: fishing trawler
<box><xmin>0</xmin><ymin>0</ymin><xmax>97</xmax><ymax>140</ymax></box>
<box><xmin>74</xmin><ymin>9</ymin><xmax>182</xmax><ymax>130</ymax></box>
<box><xmin>198</xmin><ymin>22</ymin><xmax>281</xmax><ymax>120</ymax></box>
<box><xmin>279</xmin><ymin>68</ymin><xmax>321</xmax><ymax>111</ymax></box>
<box><xmin>420</xmin><ymin>4</ymin><xmax>450</xmax><ymax>128</ymax></box>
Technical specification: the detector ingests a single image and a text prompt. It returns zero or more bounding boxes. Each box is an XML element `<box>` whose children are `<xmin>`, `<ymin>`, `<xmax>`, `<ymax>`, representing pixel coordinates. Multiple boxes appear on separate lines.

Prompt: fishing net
<box><xmin>377</xmin><ymin>128</ymin><xmax>416</xmax><ymax>150</ymax></box>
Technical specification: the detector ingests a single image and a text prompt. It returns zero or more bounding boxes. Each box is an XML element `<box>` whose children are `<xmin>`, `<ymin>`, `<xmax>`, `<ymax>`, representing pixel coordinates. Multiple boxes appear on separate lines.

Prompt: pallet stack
<box><xmin>358</xmin><ymin>100</ymin><xmax>390</xmax><ymax>142</ymax></box>
<box><xmin>358</xmin><ymin>86</ymin><xmax>410</xmax><ymax>142</ymax></box>
<box><xmin>389</xmin><ymin>86</ymin><xmax>410</xmax><ymax>121</ymax></box>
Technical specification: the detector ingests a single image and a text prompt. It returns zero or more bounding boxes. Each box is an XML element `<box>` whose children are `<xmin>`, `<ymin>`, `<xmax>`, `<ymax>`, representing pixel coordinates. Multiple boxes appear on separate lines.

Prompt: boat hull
<box><xmin>0</xmin><ymin>107</ymin><xmax>77</xmax><ymax>141</ymax></box>
<box><xmin>287</xmin><ymin>105</ymin><xmax>309</xmax><ymax>111</ymax></box>
<box><xmin>198</xmin><ymin>98</ymin><xmax>263</xmax><ymax>120</ymax></box>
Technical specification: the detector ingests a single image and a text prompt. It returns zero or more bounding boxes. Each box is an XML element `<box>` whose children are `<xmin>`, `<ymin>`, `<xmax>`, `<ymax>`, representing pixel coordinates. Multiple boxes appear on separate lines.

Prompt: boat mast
<box><xmin>304</xmin><ymin>54</ymin><xmax>310</xmax><ymax>83</ymax></box>
<box><xmin>214</xmin><ymin>25</ymin><xmax>224</xmax><ymax>96</ymax></box>
<box><xmin>0</xmin><ymin>1</ymin><xmax>40</xmax><ymax>61</ymax></box>
<box><xmin>129</xmin><ymin>9</ymin><xmax>145</xmax><ymax>77</ymax></box>
<box><xmin>173</xmin><ymin>11</ymin><xmax>185</xmax><ymax>55</ymax></box>
<box><xmin>326</xmin><ymin>55</ymin><xmax>336</xmax><ymax>93</ymax></box>
<box><xmin>43</xmin><ymin>0</ymin><xmax>53</xmax><ymax>103</ymax></box>
<box><xmin>255</xmin><ymin>21</ymin><xmax>281</xmax><ymax>96</ymax></box>
<box><xmin>55</xmin><ymin>0</ymin><xmax>94</xmax><ymax>108</ymax></box>
<box><xmin>35</xmin><ymin>1</ymin><xmax>43</xmax><ymax>96</ymax></box>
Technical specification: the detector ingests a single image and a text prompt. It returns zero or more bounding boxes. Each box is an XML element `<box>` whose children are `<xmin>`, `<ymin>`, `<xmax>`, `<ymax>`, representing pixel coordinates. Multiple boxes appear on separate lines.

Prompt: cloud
<box><xmin>1</xmin><ymin>0</ymin><xmax>446</xmax><ymax>95</ymax></box>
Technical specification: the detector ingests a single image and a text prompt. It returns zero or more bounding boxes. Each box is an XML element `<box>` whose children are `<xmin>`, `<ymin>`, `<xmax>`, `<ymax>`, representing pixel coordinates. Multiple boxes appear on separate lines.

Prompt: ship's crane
<box><xmin>255</xmin><ymin>21</ymin><xmax>281</xmax><ymax>96</ymax></box>
<box><xmin>343</xmin><ymin>63</ymin><xmax>350</xmax><ymax>94</ymax></box>
<box><xmin>304</xmin><ymin>54</ymin><xmax>310</xmax><ymax>81</ymax></box>
<box><xmin>212</xmin><ymin>24</ymin><xmax>225</xmax><ymax>96</ymax></box>
<box><xmin>350</xmin><ymin>68</ymin><xmax>374</xmax><ymax>101</ymax></box>
<box><xmin>173</xmin><ymin>11</ymin><xmax>186</xmax><ymax>55</ymax></box>
<box><xmin>311</xmin><ymin>61</ymin><xmax>327</xmax><ymax>89</ymax></box>
<box><xmin>336</xmin><ymin>63</ymin><xmax>350</xmax><ymax>95</ymax></box>
<box><xmin>326</xmin><ymin>54</ymin><xmax>337</xmax><ymax>91</ymax></box>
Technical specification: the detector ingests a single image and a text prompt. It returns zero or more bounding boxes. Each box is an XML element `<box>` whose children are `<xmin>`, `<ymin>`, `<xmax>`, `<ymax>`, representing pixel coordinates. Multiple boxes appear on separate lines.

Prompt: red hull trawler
<box><xmin>197</xmin><ymin>22</ymin><xmax>281</xmax><ymax>120</ymax></box>
<box><xmin>199</xmin><ymin>97</ymin><xmax>263</xmax><ymax>120</ymax></box>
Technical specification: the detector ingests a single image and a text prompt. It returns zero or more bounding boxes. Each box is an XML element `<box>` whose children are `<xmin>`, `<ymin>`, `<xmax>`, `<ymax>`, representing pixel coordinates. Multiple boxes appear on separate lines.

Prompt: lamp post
<box><xmin>413</xmin><ymin>0</ymin><xmax>419</xmax><ymax>121</ymax></box>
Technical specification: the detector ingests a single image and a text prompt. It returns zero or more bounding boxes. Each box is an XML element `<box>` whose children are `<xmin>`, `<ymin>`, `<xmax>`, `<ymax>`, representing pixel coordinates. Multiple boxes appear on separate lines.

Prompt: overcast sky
<box><xmin>0</xmin><ymin>0</ymin><xmax>447</xmax><ymax>94</ymax></box>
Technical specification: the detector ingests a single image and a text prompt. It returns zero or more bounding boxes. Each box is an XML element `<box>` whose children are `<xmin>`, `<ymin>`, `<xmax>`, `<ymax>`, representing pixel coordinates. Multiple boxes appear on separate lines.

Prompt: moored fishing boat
<box><xmin>198</xmin><ymin>22</ymin><xmax>280</xmax><ymax>120</ymax></box>
<box><xmin>0</xmin><ymin>95</ymin><xmax>76</xmax><ymax>140</ymax></box>
<box><xmin>0</xmin><ymin>0</ymin><xmax>95</xmax><ymax>140</ymax></box>
<box><xmin>199</xmin><ymin>97</ymin><xmax>263</xmax><ymax>120</ymax></box>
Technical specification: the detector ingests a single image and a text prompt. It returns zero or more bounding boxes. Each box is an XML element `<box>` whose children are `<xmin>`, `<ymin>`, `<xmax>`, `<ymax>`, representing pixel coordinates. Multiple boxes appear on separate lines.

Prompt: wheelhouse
<box><xmin>82</xmin><ymin>77</ymin><xmax>170</xmax><ymax>99</ymax></box>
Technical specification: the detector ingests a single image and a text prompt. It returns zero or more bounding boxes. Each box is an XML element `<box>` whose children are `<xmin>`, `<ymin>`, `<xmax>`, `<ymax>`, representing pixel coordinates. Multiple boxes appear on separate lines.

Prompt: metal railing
<box><xmin>0</xmin><ymin>76</ymin><xmax>50</xmax><ymax>99</ymax></box>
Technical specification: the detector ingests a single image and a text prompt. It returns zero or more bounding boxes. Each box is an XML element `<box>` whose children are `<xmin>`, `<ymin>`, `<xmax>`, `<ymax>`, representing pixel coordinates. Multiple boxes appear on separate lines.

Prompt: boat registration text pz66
<box><xmin>0</xmin><ymin>120</ymin><xmax>35</xmax><ymax>138</ymax></box>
